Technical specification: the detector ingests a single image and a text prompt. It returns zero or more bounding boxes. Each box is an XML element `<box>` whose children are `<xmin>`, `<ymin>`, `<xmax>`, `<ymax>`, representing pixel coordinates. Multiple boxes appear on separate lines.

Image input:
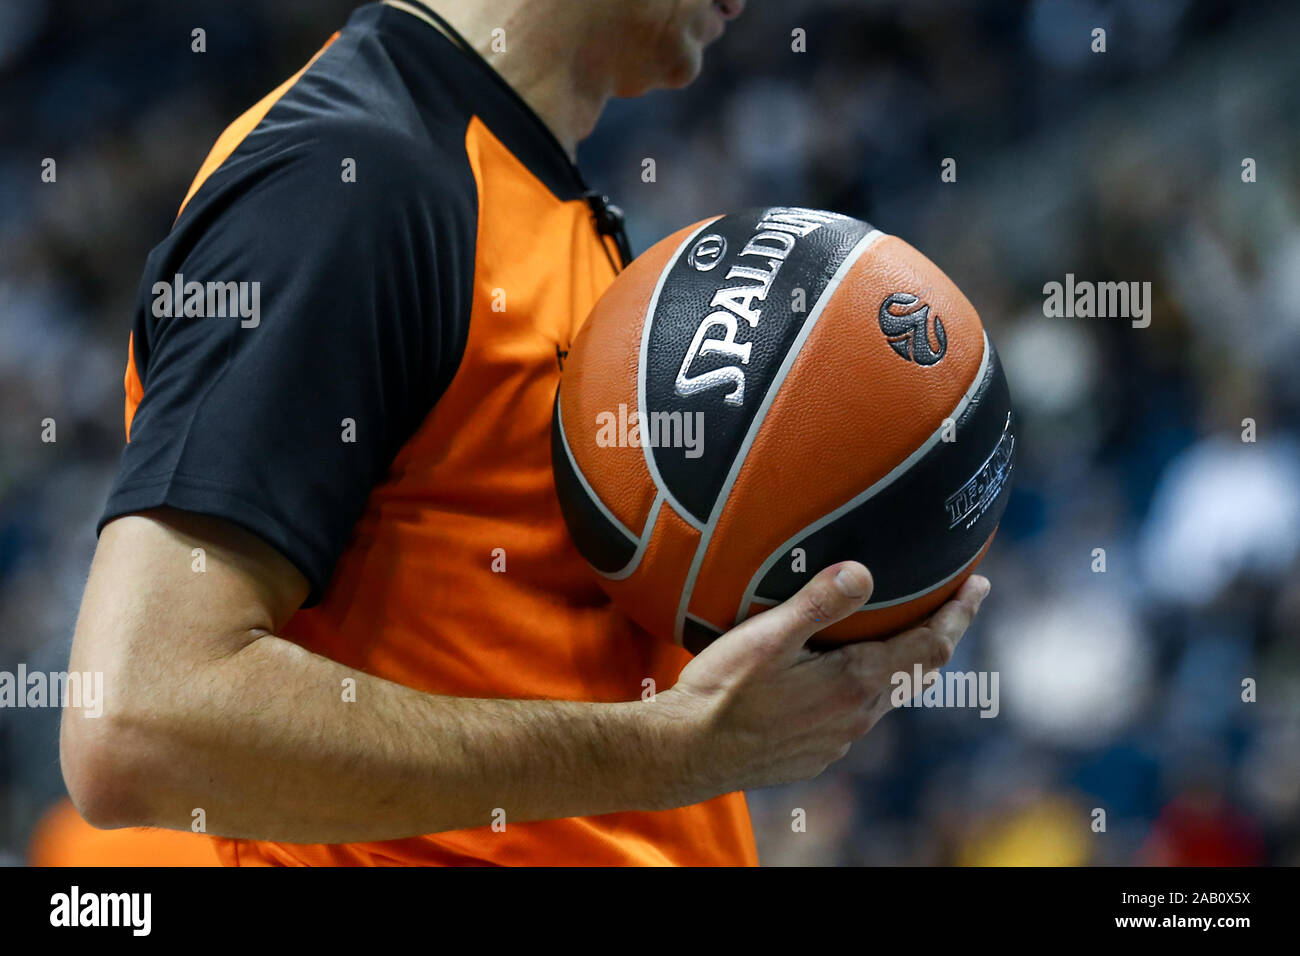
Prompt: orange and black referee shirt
<box><xmin>99</xmin><ymin>2</ymin><xmax>757</xmax><ymax>866</ymax></box>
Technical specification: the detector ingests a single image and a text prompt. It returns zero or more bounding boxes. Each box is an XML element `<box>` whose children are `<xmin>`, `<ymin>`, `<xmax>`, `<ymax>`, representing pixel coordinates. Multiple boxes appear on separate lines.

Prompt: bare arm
<box><xmin>61</xmin><ymin>508</ymin><xmax>987</xmax><ymax>843</ymax></box>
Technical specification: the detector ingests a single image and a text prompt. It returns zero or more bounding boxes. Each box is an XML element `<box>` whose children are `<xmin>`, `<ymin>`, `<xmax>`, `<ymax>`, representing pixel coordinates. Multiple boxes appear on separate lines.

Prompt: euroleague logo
<box><xmin>879</xmin><ymin>292</ymin><xmax>948</xmax><ymax>366</ymax></box>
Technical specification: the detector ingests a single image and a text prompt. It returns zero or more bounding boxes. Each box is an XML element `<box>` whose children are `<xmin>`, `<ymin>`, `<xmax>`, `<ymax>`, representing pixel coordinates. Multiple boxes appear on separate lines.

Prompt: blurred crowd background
<box><xmin>2</xmin><ymin>0</ymin><xmax>1298</xmax><ymax>865</ymax></box>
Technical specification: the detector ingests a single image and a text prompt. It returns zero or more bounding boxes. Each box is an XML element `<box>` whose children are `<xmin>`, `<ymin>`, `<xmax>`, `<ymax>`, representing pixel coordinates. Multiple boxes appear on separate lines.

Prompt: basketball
<box><xmin>553</xmin><ymin>207</ymin><xmax>1015</xmax><ymax>651</ymax></box>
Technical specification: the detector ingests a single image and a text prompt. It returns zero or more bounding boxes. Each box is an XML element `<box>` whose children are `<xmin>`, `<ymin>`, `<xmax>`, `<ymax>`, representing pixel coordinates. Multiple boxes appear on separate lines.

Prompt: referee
<box><xmin>60</xmin><ymin>0</ymin><xmax>989</xmax><ymax>866</ymax></box>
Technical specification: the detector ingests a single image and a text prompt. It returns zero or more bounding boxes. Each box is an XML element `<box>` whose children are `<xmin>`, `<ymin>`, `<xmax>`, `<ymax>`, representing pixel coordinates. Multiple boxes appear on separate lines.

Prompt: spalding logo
<box><xmin>688</xmin><ymin>234</ymin><xmax>727</xmax><ymax>272</ymax></box>
<box><xmin>879</xmin><ymin>292</ymin><xmax>947</xmax><ymax>366</ymax></box>
<box><xmin>673</xmin><ymin>209</ymin><xmax>847</xmax><ymax>409</ymax></box>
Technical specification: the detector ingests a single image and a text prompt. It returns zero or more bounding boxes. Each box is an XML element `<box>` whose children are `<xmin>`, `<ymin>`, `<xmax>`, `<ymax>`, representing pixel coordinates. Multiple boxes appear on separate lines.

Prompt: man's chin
<box><xmin>615</xmin><ymin>31</ymin><xmax>709</xmax><ymax>97</ymax></box>
<box><xmin>640</xmin><ymin>45</ymin><xmax>705</xmax><ymax>94</ymax></box>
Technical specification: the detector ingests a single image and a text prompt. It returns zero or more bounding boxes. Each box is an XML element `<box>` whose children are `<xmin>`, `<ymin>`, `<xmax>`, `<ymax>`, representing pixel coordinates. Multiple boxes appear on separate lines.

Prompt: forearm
<box><xmin>65</xmin><ymin>631</ymin><xmax>696</xmax><ymax>843</ymax></box>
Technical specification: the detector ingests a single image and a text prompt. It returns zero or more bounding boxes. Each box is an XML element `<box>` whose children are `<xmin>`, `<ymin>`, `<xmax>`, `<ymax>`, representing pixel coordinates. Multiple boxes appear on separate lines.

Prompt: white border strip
<box><xmin>636</xmin><ymin>218</ymin><xmax>723</xmax><ymax>534</ymax></box>
<box><xmin>745</xmin><ymin>506</ymin><xmax>993</xmax><ymax>612</ymax></box>
<box><xmin>670</xmin><ymin>227</ymin><xmax>888</xmax><ymax>643</ymax></box>
<box><xmin>555</xmin><ymin>391</ymin><xmax>639</xmax><ymax>543</ymax></box>
<box><xmin>597</xmin><ymin>493</ymin><xmax>664</xmax><ymax>581</ymax></box>
<box><xmin>735</xmin><ymin>332</ymin><xmax>993</xmax><ymax>623</ymax></box>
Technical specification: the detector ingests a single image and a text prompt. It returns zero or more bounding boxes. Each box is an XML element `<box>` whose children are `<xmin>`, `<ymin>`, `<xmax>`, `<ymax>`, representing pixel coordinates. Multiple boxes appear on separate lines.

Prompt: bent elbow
<box><xmin>59</xmin><ymin>713</ymin><xmax>154</xmax><ymax>830</ymax></box>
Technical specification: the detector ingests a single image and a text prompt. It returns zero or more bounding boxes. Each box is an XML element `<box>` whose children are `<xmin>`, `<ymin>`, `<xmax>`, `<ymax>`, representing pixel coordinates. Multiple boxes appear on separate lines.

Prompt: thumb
<box><xmin>728</xmin><ymin>561</ymin><xmax>874</xmax><ymax>659</ymax></box>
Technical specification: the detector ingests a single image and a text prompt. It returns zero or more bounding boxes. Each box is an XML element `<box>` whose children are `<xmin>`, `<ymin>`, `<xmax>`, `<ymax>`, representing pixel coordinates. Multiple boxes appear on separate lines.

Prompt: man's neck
<box><xmin>388</xmin><ymin>0</ymin><xmax>610</xmax><ymax>161</ymax></box>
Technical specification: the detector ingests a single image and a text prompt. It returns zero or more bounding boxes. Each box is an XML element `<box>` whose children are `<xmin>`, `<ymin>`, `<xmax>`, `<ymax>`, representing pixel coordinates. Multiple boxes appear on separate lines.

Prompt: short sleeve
<box><xmin>99</xmin><ymin>119</ymin><xmax>476</xmax><ymax>605</ymax></box>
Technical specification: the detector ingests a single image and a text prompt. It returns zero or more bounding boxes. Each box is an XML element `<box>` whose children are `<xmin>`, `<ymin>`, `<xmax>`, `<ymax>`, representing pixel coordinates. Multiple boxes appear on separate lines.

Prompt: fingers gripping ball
<box><xmin>552</xmin><ymin>207</ymin><xmax>1014</xmax><ymax>651</ymax></box>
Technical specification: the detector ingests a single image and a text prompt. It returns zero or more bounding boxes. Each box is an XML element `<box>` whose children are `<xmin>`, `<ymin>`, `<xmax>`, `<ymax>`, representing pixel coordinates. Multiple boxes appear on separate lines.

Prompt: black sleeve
<box><xmin>99</xmin><ymin>119</ymin><xmax>476</xmax><ymax>605</ymax></box>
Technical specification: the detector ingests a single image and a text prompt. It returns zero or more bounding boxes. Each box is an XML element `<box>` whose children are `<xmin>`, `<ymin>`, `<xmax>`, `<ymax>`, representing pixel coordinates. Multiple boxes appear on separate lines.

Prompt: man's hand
<box><xmin>659</xmin><ymin>562</ymin><xmax>989</xmax><ymax>805</ymax></box>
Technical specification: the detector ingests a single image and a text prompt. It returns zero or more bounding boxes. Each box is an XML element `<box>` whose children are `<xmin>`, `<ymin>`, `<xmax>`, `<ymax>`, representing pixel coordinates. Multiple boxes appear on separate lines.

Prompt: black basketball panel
<box><xmin>551</xmin><ymin>391</ymin><xmax>639</xmax><ymax>574</ymax></box>
<box><xmin>643</xmin><ymin>207</ymin><xmax>874</xmax><ymax>524</ymax></box>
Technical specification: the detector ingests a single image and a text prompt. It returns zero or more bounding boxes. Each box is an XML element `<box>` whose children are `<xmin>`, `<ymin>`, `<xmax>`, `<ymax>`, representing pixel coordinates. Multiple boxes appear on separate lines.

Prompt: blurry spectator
<box><xmin>1139</xmin><ymin>787</ymin><xmax>1266</xmax><ymax>866</ymax></box>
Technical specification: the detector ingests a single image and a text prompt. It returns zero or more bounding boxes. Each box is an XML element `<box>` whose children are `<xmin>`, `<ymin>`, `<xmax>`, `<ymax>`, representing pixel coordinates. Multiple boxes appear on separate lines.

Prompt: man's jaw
<box><xmin>702</xmin><ymin>0</ymin><xmax>744</xmax><ymax>45</ymax></box>
<box><xmin>713</xmin><ymin>0</ymin><xmax>746</xmax><ymax>21</ymax></box>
